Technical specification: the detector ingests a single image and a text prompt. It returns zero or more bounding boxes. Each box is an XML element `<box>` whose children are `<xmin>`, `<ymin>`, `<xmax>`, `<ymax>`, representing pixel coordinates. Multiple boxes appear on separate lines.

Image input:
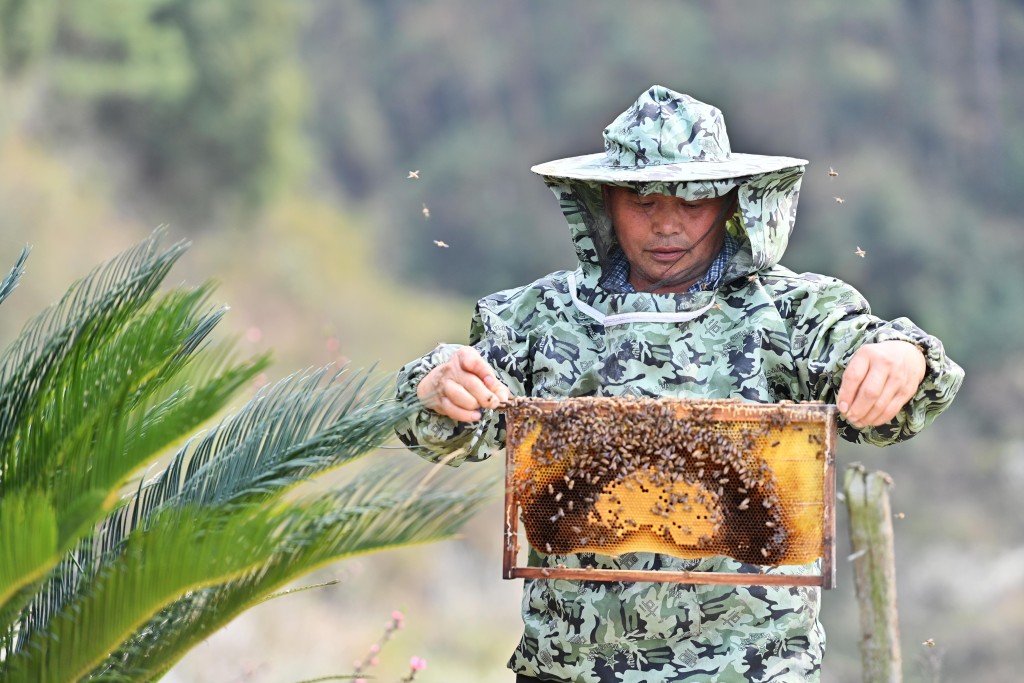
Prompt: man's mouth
<box><xmin>648</xmin><ymin>248</ymin><xmax>687</xmax><ymax>263</ymax></box>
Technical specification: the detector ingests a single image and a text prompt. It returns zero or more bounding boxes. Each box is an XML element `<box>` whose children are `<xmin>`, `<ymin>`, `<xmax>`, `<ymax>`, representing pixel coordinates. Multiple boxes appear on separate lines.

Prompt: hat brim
<box><xmin>531</xmin><ymin>152</ymin><xmax>807</xmax><ymax>183</ymax></box>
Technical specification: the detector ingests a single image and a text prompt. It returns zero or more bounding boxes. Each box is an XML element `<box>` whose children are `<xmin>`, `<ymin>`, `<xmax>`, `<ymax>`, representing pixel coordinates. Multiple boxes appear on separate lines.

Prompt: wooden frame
<box><xmin>502</xmin><ymin>399</ymin><xmax>837</xmax><ymax>589</ymax></box>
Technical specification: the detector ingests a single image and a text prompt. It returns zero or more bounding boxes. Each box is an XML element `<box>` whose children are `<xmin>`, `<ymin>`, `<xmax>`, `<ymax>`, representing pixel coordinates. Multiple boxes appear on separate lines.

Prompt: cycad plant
<box><xmin>0</xmin><ymin>231</ymin><xmax>488</xmax><ymax>682</ymax></box>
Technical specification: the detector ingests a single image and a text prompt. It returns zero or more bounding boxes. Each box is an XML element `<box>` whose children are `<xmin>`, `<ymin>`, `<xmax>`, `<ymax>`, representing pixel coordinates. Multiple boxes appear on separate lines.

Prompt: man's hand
<box><xmin>837</xmin><ymin>340</ymin><xmax>927</xmax><ymax>428</ymax></box>
<box><xmin>416</xmin><ymin>346</ymin><xmax>512</xmax><ymax>422</ymax></box>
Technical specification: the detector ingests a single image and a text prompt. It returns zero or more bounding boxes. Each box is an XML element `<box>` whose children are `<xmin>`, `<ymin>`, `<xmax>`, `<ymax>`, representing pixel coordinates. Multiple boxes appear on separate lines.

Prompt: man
<box><xmin>395</xmin><ymin>86</ymin><xmax>963</xmax><ymax>682</ymax></box>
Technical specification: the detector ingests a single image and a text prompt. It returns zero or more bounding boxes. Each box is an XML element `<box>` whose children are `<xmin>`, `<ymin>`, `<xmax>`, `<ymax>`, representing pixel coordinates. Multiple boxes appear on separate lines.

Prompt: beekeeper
<box><xmin>396</xmin><ymin>85</ymin><xmax>963</xmax><ymax>683</ymax></box>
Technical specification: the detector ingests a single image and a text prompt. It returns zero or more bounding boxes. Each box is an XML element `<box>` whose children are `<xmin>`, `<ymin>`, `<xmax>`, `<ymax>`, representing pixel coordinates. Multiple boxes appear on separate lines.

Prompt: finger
<box><xmin>492</xmin><ymin>381</ymin><xmax>513</xmax><ymax>403</ymax></box>
<box><xmin>456</xmin><ymin>347</ymin><xmax>503</xmax><ymax>386</ymax></box>
<box><xmin>417</xmin><ymin>367</ymin><xmax>448</xmax><ymax>409</ymax></box>
<box><xmin>457</xmin><ymin>371</ymin><xmax>503</xmax><ymax>409</ymax></box>
<box><xmin>454</xmin><ymin>347</ymin><xmax>511</xmax><ymax>406</ymax></box>
<box><xmin>441</xmin><ymin>380</ymin><xmax>482</xmax><ymax>412</ymax></box>
<box><xmin>858</xmin><ymin>377</ymin><xmax>903</xmax><ymax>426</ymax></box>
<box><xmin>846</xmin><ymin>364</ymin><xmax>888</xmax><ymax>427</ymax></box>
<box><xmin>437</xmin><ymin>396</ymin><xmax>484</xmax><ymax>423</ymax></box>
<box><xmin>478</xmin><ymin>372</ymin><xmax>512</xmax><ymax>403</ymax></box>
<box><xmin>866</xmin><ymin>375</ymin><xmax>920</xmax><ymax>426</ymax></box>
<box><xmin>837</xmin><ymin>351</ymin><xmax>871</xmax><ymax>416</ymax></box>
<box><xmin>863</xmin><ymin>392</ymin><xmax>911</xmax><ymax>427</ymax></box>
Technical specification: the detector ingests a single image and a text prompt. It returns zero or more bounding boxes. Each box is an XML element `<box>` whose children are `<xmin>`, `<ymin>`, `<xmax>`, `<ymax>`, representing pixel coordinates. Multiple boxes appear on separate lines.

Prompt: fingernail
<box><xmin>838</xmin><ymin>401</ymin><xmax>849</xmax><ymax>413</ymax></box>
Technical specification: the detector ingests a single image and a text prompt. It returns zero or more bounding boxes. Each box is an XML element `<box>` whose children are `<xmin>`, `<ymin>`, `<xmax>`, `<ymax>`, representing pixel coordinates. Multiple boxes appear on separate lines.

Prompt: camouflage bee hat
<box><xmin>531</xmin><ymin>85</ymin><xmax>811</xmax><ymax>294</ymax></box>
<box><xmin>531</xmin><ymin>85</ymin><xmax>806</xmax><ymax>182</ymax></box>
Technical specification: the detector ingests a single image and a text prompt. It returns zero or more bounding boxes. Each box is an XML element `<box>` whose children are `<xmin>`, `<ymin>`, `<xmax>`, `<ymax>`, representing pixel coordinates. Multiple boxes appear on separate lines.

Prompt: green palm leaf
<box><xmin>4</xmin><ymin>505</ymin><xmax>295</xmax><ymax>683</ymax></box>
<box><xmin>104</xmin><ymin>468</ymin><xmax>495</xmax><ymax>681</ymax></box>
<box><xmin>0</xmin><ymin>287</ymin><xmax>265</xmax><ymax>619</ymax></box>
<box><xmin>0</xmin><ymin>492</ymin><xmax>58</xmax><ymax>608</ymax></box>
<box><xmin>0</xmin><ymin>230</ymin><xmax>186</xmax><ymax>458</ymax></box>
<box><xmin>0</xmin><ymin>246</ymin><xmax>30</xmax><ymax>307</ymax></box>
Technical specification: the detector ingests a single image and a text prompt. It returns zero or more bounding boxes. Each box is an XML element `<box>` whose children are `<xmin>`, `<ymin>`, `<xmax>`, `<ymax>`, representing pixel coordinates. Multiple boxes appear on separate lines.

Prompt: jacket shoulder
<box><xmin>476</xmin><ymin>270</ymin><xmax>573</xmax><ymax>315</ymax></box>
<box><xmin>755</xmin><ymin>265</ymin><xmax>869</xmax><ymax>319</ymax></box>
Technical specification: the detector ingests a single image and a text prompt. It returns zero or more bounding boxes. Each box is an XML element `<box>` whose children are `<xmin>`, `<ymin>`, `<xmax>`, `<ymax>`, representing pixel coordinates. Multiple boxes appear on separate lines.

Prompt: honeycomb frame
<box><xmin>502</xmin><ymin>397</ymin><xmax>837</xmax><ymax>588</ymax></box>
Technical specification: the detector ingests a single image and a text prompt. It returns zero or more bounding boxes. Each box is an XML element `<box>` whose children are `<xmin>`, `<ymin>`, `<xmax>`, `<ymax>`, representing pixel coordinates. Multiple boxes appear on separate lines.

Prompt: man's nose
<box><xmin>650</xmin><ymin>204</ymin><xmax>683</xmax><ymax>235</ymax></box>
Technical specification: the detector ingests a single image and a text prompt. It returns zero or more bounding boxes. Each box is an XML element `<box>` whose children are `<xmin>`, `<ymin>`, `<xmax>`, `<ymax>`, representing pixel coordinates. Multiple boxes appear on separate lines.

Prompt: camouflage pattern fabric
<box><xmin>530</xmin><ymin>85</ymin><xmax>807</xmax><ymax>183</ymax></box>
<box><xmin>395</xmin><ymin>87</ymin><xmax>964</xmax><ymax>683</ymax></box>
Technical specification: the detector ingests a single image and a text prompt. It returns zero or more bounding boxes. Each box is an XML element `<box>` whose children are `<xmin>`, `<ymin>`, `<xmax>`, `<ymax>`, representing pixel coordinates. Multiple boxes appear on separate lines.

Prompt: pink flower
<box><xmin>369</xmin><ymin>656</ymin><xmax>379</xmax><ymax>666</ymax></box>
<box><xmin>391</xmin><ymin>610</ymin><xmax>405</xmax><ymax>622</ymax></box>
<box><xmin>409</xmin><ymin>656</ymin><xmax>428</xmax><ymax>672</ymax></box>
<box><xmin>355</xmin><ymin>679</ymin><xmax>367</xmax><ymax>683</ymax></box>
<box><xmin>369</xmin><ymin>644</ymin><xmax>381</xmax><ymax>654</ymax></box>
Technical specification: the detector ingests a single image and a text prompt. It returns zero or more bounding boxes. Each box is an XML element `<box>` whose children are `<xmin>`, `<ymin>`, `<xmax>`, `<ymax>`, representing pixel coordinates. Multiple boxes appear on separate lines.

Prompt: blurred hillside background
<box><xmin>0</xmin><ymin>1</ymin><xmax>1021</xmax><ymax>681</ymax></box>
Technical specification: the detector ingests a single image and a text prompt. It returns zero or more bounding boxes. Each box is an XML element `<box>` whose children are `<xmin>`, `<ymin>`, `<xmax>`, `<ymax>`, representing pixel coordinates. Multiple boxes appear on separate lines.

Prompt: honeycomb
<box><xmin>504</xmin><ymin>397</ymin><xmax>835</xmax><ymax>567</ymax></box>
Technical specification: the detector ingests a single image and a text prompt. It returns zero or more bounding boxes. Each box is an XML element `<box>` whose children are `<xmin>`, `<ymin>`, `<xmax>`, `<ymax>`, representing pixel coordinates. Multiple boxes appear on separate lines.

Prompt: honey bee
<box><xmin>855</xmin><ymin>246</ymin><xmax>866</xmax><ymax>258</ymax></box>
<box><xmin>834</xmin><ymin>197</ymin><xmax>845</xmax><ymax>204</ymax></box>
<box><xmin>407</xmin><ymin>170</ymin><xmax>420</xmax><ymax>179</ymax></box>
<box><xmin>422</xmin><ymin>204</ymin><xmax>431</xmax><ymax>218</ymax></box>
<box><xmin>828</xmin><ymin>167</ymin><xmax>838</xmax><ymax>177</ymax></box>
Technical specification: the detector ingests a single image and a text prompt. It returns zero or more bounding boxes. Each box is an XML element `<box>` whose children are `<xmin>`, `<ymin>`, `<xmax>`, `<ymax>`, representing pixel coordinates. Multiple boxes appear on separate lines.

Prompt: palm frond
<box><xmin>102</xmin><ymin>466</ymin><xmax>497</xmax><ymax>682</ymax></box>
<box><xmin>9</xmin><ymin>287</ymin><xmax>221</xmax><ymax>497</ymax></box>
<box><xmin>0</xmin><ymin>289</ymin><xmax>262</xmax><ymax>622</ymax></box>
<box><xmin>0</xmin><ymin>229</ymin><xmax>188</xmax><ymax>471</ymax></box>
<box><xmin>6</xmin><ymin>367</ymin><xmax>413</xmax><ymax>663</ymax></box>
<box><xmin>120</xmin><ymin>344</ymin><xmax>272</xmax><ymax>481</ymax></box>
<box><xmin>119</xmin><ymin>366</ymin><xmax>409</xmax><ymax>517</ymax></box>
<box><xmin>0</xmin><ymin>230</ymin><xmax>188</xmax><ymax>472</ymax></box>
<box><xmin>3</xmin><ymin>505</ymin><xmax>293</xmax><ymax>683</ymax></box>
<box><xmin>0</xmin><ymin>492</ymin><xmax>58</xmax><ymax>608</ymax></box>
<box><xmin>0</xmin><ymin>246</ymin><xmax>30</xmax><ymax>308</ymax></box>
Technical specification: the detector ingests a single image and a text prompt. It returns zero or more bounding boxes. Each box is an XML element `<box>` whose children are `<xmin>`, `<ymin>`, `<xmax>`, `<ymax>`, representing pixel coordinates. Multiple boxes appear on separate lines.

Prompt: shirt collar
<box><xmin>599</xmin><ymin>235</ymin><xmax>740</xmax><ymax>294</ymax></box>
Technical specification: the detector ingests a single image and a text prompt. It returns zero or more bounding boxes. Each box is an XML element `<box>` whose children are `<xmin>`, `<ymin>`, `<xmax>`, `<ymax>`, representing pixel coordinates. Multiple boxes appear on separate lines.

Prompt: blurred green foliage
<box><xmin>0</xmin><ymin>0</ymin><xmax>306</xmax><ymax>216</ymax></box>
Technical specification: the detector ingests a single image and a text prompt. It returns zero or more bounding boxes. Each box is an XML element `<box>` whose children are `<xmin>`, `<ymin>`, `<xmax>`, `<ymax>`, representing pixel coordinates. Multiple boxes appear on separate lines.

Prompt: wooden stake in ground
<box><xmin>844</xmin><ymin>463</ymin><xmax>902</xmax><ymax>683</ymax></box>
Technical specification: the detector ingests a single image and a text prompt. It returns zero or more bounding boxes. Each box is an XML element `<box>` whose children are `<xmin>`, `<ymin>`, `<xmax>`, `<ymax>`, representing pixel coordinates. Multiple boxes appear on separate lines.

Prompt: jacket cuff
<box><xmin>394</xmin><ymin>344</ymin><xmax>473</xmax><ymax>460</ymax></box>
<box><xmin>851</xmin><ymin>317</ymin><xmax>964</xmax><ymax>445</ymax></box>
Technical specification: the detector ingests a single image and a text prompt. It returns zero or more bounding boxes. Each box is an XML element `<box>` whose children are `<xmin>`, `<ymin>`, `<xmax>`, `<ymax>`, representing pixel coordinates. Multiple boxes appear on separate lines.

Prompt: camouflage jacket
<box><xmin>395</xmin><ymin>163</ymin><xmax>963</xmax><ymax>682</ymax></box>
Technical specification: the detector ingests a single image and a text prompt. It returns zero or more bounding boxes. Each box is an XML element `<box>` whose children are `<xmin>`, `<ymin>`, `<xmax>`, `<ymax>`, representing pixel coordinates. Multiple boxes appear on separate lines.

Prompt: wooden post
<box><xmin>844</xmin><ymin>463</ymin><xmax>902</xmax><ymax>683</ymax></box>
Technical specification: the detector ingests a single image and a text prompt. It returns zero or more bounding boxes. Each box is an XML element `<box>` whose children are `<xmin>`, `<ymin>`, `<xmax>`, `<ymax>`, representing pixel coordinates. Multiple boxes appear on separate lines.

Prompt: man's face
<box><xmin>604</xmin><ymin>185</ymin><xmax>732</xmax><ymax>294</ymax></box>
